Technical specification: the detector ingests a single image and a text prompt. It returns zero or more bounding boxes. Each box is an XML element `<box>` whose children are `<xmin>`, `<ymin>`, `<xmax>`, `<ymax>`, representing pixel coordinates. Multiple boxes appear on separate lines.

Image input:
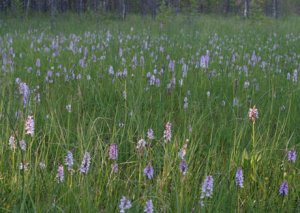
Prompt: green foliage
<box><xmin>180</xmin><ymin>0</ymin><xmax>198</xmax><ymax>13</ymax></box>
<box><xmin>281</xmin><ymin>0</ymin><xmax>300</xmax><ymax>16</ymax></box>
<box><xmin>157</xmin><ymin>0</ymin><xmax>173</xmax><ymax>23</ymax></box>
<box><xmin>11</xmin><ymin>0</ymin><xmax>24</xmax><ymax>17</ymax></box>
<box><xmin>250</xmin><ymin>0</ymin><xmax>266</xmax><ymax>19</ymax></box>
<box><xmin>1</xmin><ymin>0</ymin><xmax>300</xmax><ymax>17</ymax></box>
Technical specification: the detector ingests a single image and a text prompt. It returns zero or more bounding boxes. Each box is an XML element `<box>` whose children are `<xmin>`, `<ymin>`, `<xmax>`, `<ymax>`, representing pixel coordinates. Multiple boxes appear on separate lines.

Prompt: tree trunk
<box><xmin>244</xmin><ymin>0</ymin><xmax>248</xmax><ymax>17</ymax></box>
<box><xmin>51</xmin><ymin>0</ymin><xmax>56</xmax><ymax>29</ymax></box>
<box><xmin>43</xmin><ymin>0</ymin><xmax>48</xmax><ymax>11</ymax></box>
<box><xmin>105</xmin><ymin>0</ymin><xmax>111</xmax><ymax>11</ymax></box>
<box><xmin>25</xmin><ymin>0</ymin><xmax>30</xmax><ymax>17</ymax></box>
<box><xmin>122</xmin><ymin>0</ymin><xmax>126</xmax><ymax>19</ymax></box>
<box><xmin>226</xmin><ymin>0</ymin><xmax>230</xmax><ymax>13</ymax></box>
<box><xmin>93</xmin><ymin>0</ymin><xmax>97</xmax><ymax>11</ymax></box>
<box><xmin>151</xmin><ymin>0</ymin><xmax>156</xmax><ymax>18</ymax></box>
<box><xmin>79</xmin><ymin>0</ymin><xmax>83</xmax><ymax>13</ymax></box>
<box><xmin>272</xmin><ymin>0</ymin><xmax>277</xmax><ymax>18</ymax></box>
<box><xmin>140</xmin><ymin>0</ymin><xmax>145</xmax><ymax>16</ymax></box>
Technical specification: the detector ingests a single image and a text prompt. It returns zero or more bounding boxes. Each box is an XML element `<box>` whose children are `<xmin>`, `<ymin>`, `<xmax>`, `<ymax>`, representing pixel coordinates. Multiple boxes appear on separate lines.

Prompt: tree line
<box><xmin>1</xmin><ymin>0</ymin><xmax>299</xmax><ymax>18</ymax></box>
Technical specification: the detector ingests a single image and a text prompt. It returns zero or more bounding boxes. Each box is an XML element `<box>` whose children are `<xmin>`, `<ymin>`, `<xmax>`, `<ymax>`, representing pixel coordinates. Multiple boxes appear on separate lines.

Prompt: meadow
<box><xmin>0</xmin><ymin>14</ymin><xmax>300</xmax><ymax>212</ymax></box>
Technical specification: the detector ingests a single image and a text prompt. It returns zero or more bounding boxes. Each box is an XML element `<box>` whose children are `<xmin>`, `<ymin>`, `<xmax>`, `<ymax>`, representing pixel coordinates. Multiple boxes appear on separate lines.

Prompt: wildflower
<box><xmin>122</xmin><ymin>68</ymin><xmax>127</xmax><ymax>77</ymax></box>
<box><xmin>183</xmin><ymin>97</ymin><xmax>188</xmax><ymax>110</ymax></box>
<box><xmin>20</xmin><ymin>162</ymin><xmax>29</xmax><ymax>171</ymax></box>
<box><xmin>178</xmin><ymin>143</ymin><xmax>187</xmax><ymax>159</ymax></box>
<box><xmin>19</xmin><ymin>82</ymin><xmax>30</xmax><ymax>108</ymax></box>
<box><xmin>25</xmin><ymin>115</ymin><xmax>34</xmax><ymax>136</ymax></box>
<box><xmin>244</xmin><ymin>80</ymin><xmax>250</xmax><ymax>89</ymax></box>
<box><xmin>182</xmin><ymin>63</ymin><xmax>188</xmax><ymax>78</ymax></box>
<box><xmin>15</xmin><ymin>78</ymin><xmax>21</xmax><ymax>84</ymax></box>
<box><xmin>109</xmin><ymin>144</ymin><xmax>118</xmax><ymax>160</ymax></box>
<box><xmin>66</xmin><ymin>104</ymin><xmax>72</xmax><ymax>112</ymax></box>
<box><xmin>171</xmin><ymin>75</ymin><xmax>176</xmax><ymax>87</ymax></box>
<box><xmin>200</xmin><ymin>175</ymin><xmax>214</xmax><ymax>207</ymax></box>
<box><xmin>57</xmin><ymin>165</ymin><xmax>64</xmax><ymax>183</ymax></box>
<box><xmin>149</xmin><ymin>75</ymin><xmax>156</xmax><ymax>86</ymax></box>
<box><xmin>80</xmin><ymin>152</ymin><xmax>91</xmax><ymax>175</ymax></box>
<box><xmin>188</xmin><ymin>125</ymin><xmax>193</xmax><ymax>133</ymax></box>
<box><xmin>39</xmin><ymin>162</ymin><xmax>46</xmax><ymax>170</ymax></box>
<box><xmin>19</xmin><ymin>140</ymin><xmax>26</xmax><ymax>151</ymax></box>
<box><xmin>168</xmin><ymin>60</ymin><xmax>175</xmax><ymax>72</ymax></box>
<box><xmin>207</xmin><ymin>91</ymin><xmax>211</xmax><ymax>97</ymax></box>
<box><xmin>279</xmin><ymin>181</ymin><xmax>288</xmax><ymax>196</ymax></box>
<box><xmin>108</xmin><ymin>65</ymin><xmax>114</xmax><ymax>76</ymax></box>
<box><xmin>27</xmin><ymin>67</ymin><xmax>33</xmax><ymax>73</ymax></box>
<box><xmin>140</xmin><ymin>55</ymin><xmax>145</xmax><ymax>66</ymax></box>
<box><xmin>243</xmin><ymin>65</ymin><xmax>248</xmax><ymax>75</ymax></box>
<box><xmin>84</xmin><ymin>47</ymin><xmax>88</xmax><ymax>58</ymax></box>
<box><xmin>235</xmin><ymin>168</ymin><xmax>244</xmax><ymax>188</ymax></box>
<box><xmin>119</xmin><ymin>48</ymin><xmax>123</xmax><ymax>57</ymax></box>
<box><xmin>221</xmin><ymin>100</ymin><xmax>226</xmax><ymax>107</ymax></box>
<box><xmin>47</xmin><ymin>70</ymin><xmax>53</xmax><ymax>78</ymax></box>
<box><xmin>119</xmin><ymin>196</ymin><xmax>132</xmax><ymax>213</ymax></box>
<box><xmin>179</xmin><ymin>78</ymin><xmax>183</xmax><ymax>87</ymax></box>
<box><xmin>111</xmin><ymin>163</ymin><xmax>119</xmax><ymax>173</ymax></box>
<box><xmin>248</xmin><ymin>106</ymin><xmax>258</xmax><ymax>122</ymax></box>
<box><xmin>163</xmin><ymin>122</ymin><xmax>172</xmax><ymax>143</ymax></box>
<box><xmin>129</xmin><ymin>111</ymin><xmax>133</xmax><ymax>117</ymax></box>
<box><xmin>232</xmin><ymin>54</ymin><xmax>236</xmax><ymax>63</ymax></box>
<box><xmin>144</xmin><ymin>163</ymin><xmax>154</xmax><ymax>180</ymax></box>
<box><xmin>293</xmin><ymin>70</ymin><xmax>297</xmax><ymax>84</ymax></box>
<box><xmin>9</xmin><ymin>135</ymin><xmax>16</xmax><ymax>150</ymax></box>
<box><xmin>3</xmin><ymin>53</ymin><xmax>7</xmax><ymax>65</ymax></box>
<box><xmin>200</xmin><ymin>51</ymin><xmax>209</xmax><ymax>69</ymax></box>
<box><xmin>136</xmin><ymin>139</ymin><xmax>147</xmax><ymax>152</ymax></box>
<box><xmin>287</xmin><ymin>149</ymin><xmax>296</xmax><ymax>163</ymax></box>
<box><xmin>132</xmin><ymin>54</ymin><xmax>137</xmax><ymax>67</ymax></box>
<box><xmin>35</xmin><ymin>93</ymin><xmax>41</xmax><ymax>103</ymax></box>
<box><xmin>144</xmin><ymin>200</ymin><xmax>154</xmax><ymax>213</ymax></box>
<box><xmin>65</xmin><ymin>151</ymin><xmax>74</xmax><ymax>172</ymax></box>
<box><xmin>147</xmin><ymin>128</ymin><xmax>154</xmax><ymax>140</ymax></box>
<box><xmin>251</xmin><ymin>51</ymin><xmax>257</xmax><ymax>65</ymax></box>
<box><xmin>155</xmin><ymin>78</ymin><xmax>161</xmax><ymax>87</ymax></box>
<box><xmin>233</xmin><ymin>97</ymin><xmax>239</xmax><ymax>106</ymax></box>
<box><xmin>146</xmin><ymin>72</ymin><xmax>151</xmax><ymax>78</ymax></box>
<box><xmin>280</xmin><ymin>105</ymin><xmax>286</xmax><ymax>111</ymax></box>
<box><xmin>9</xmin><ymin>47</ymin><xmax>14</xmax><ymax>57</ymax></box>
<box><xmin>179</xmin><ymin>159</ymin><xmax>188</xmax><ymax>175</ymax></box>
<box><xmin>36</xmin><ymin>58</ymin><xmax>40</xmax><ymax>68</ymax></box>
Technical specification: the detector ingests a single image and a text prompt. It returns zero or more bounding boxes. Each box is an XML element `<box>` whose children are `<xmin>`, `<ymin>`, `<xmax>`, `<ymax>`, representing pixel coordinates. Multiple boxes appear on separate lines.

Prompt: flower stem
<box><xmin>252</xmin><ymin>121</ymin><xmax>255</xmax><ymax>150</ymax></box>
<box><xmin>251</xmin><ymin>121</ymin><xmax>256</xmax><ymax>182</ymax></box>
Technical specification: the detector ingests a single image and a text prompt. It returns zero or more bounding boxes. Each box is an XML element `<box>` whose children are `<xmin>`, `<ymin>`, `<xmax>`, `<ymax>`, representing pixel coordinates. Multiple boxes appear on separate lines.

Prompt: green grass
<box><xmin>0</xmin><ymin>14</ymin><xmax>300</xmax><ymax>212</ymax></box>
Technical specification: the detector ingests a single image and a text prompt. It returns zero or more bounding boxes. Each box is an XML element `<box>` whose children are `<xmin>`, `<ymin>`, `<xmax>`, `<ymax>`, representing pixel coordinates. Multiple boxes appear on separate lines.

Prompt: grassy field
<box><xmin>0</xmin><ymin>14</ymin><xmax>300</xmax><ymax>212</ymax></box>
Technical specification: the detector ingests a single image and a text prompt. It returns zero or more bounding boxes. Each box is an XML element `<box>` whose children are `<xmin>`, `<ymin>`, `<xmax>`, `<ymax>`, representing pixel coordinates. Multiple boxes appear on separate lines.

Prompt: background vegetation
<box><xmin>1</xmin><ymin>0</ymin><xmax>300</xmax><ymax>19</ymax></box>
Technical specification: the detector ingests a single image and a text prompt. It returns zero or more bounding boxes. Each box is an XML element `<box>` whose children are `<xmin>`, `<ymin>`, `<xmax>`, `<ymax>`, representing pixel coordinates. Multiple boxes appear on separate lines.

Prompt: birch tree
<box><xmin>244</xmin><ymin>0</ymin><xmax>248</xmax><ymax>17</ymax></box>
<box><xmin>272</xmin><ymin>0</ymin><xmax>278</xmax><ymax>18</ymax></box>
